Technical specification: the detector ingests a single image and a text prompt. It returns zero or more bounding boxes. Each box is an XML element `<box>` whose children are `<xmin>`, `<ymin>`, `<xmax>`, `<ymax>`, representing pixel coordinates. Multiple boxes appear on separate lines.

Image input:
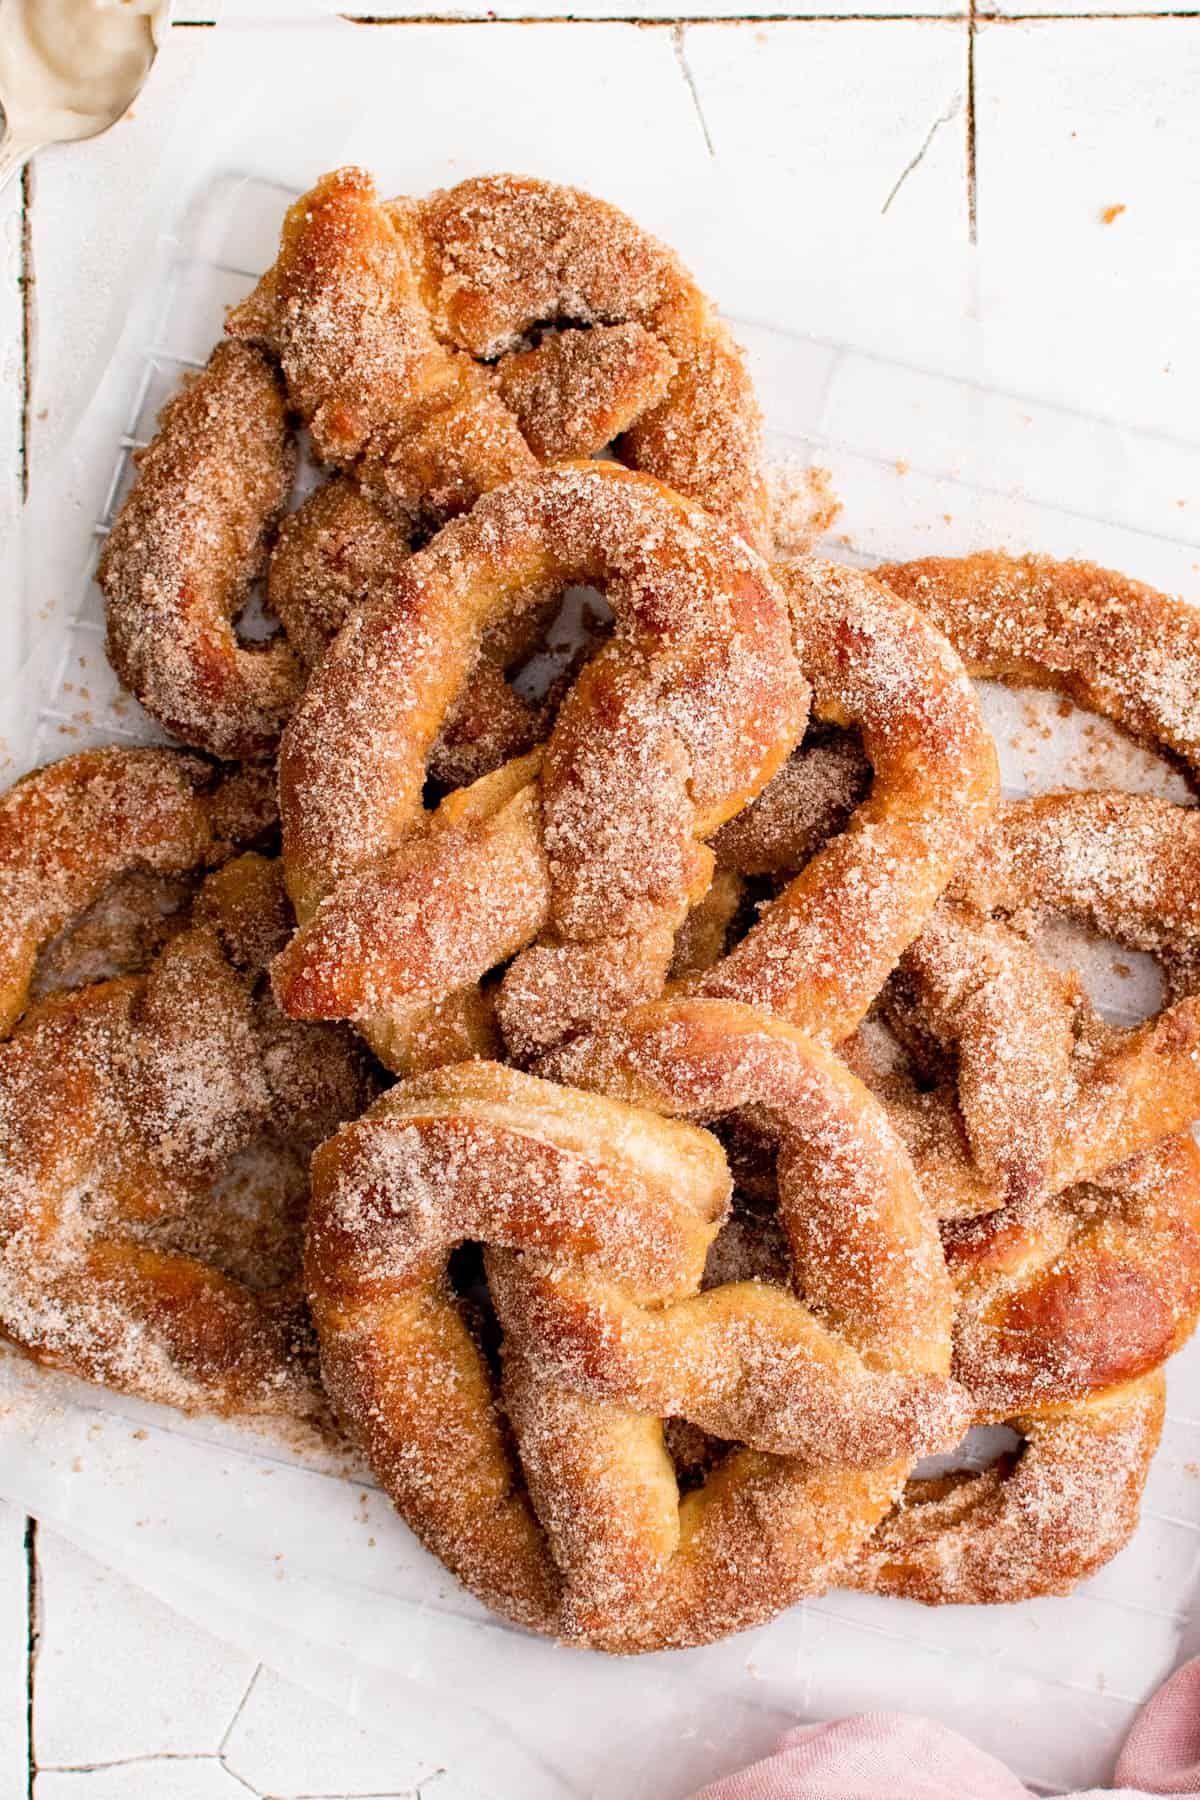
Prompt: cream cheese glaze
<box><xmin>0</xmin><ymin>0</ymin><xmax>166</xmax><ymax>150</ymax></box>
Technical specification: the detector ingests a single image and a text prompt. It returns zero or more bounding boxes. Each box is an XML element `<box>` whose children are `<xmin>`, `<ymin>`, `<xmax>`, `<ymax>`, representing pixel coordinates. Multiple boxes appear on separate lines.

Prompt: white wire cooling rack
<box><xmin>4</xmin><ymin>169</ymin><xmax>1200</xmax><ymax>1798</ymax></box>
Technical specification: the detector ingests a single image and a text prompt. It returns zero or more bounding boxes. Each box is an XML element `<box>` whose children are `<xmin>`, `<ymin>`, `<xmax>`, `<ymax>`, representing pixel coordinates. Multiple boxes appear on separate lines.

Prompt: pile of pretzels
<box><xmin>2</xmin><ymin>167</ymin><xmax>1197</xmax><ymax>1654</ymax></box>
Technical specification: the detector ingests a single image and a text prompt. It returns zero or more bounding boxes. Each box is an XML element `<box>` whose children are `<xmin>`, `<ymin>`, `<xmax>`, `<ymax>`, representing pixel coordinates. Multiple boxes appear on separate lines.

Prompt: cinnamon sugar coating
<box><xmin>494</xmin><ymin>322</ymin><xmax>676</xmax><ymax>463</ymax></box>
<box><xmin>274</xmin><ymin>462</ymin><xmax>806</xmax><ymax>1071</ymax></box>
<box><xmin>0</xmin><ymin>746</ymin><xmax>274</xmax><ymax>1034</ymax></box>
<box><xmin>0</xmin><ymin>751</ymin><xmax>374</xmax><ymax>1417</ymax></box>
<box><xmin>879</xmin><ymin>551</ymin><xmax>1200</xmax><ymax>779</ymax></box>
<box><xmin>688</xmin><ymin>556</ymin><xmax>998</xmax><ymax>1044</ymax></box>
<box><xmin>895</xmin><ymin>792</ymin><xmax>1200</xmax><ymax>1212</ymax></box>
<box><xmin>228</xmin><ymin>168</ymin><xmax>767</xmax><ymax>550</ymax></box>
<box><xmin>98</xmin><ymin>342</ymin><xmax>300</xmax><ymax>759</ymax></box>
<box><xmin>267</xmin><ymin>477</ymin><xmax>549</xmax><ymax>788</ymax></box>
<box><xmin>845</xmin><ymin>1374</ymin><xmax>1164</xmax><ymax>1605</ymax></box>
<box><xmin>308</xmin><ymin>999</ymin><xmax>967</xmax><ymax>1650</ymax></box>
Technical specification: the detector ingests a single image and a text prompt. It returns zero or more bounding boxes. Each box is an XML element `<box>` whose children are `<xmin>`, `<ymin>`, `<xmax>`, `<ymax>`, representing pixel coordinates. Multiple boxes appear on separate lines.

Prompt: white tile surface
<box><xmin>222</xmin><ymin>1665</ymin><xmax>430</xmax><ymax>1795</ymax></box>
<box><xmin>0</xmin><ymin>1502</ymin><xmax>29</xmax><ymax>1784</ymax></box>
<box><xmin>34</xmin><ymin>1530</ymin><xmax>257</xmax><ymax>1768</ymax></box>
<box><xmin>975</xmin><ymin>17</ymin><xmax>1200</xmax><ymax>442</ymax></box>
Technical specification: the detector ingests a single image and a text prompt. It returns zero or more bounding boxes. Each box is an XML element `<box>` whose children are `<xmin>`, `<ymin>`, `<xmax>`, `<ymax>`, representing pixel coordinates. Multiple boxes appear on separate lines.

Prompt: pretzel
<box><xmin>878</xmin><ymin>551</ymin><xmax>1200</xmax><ymax>779</ymax></box>
<box><xmin>944</xmin><ymin>1131</ymin><xmax>1200</xmax><ymax>1418</ymax></box>
<box><xmin>656</xmin><ymin>1062</ymin><xmax>1174</xmax><ymax>1605</ymax></box>
<box><xmin>98</xmin><ymin>341</ymin><xmax>299</xmax><ymax>760</ymax></box>
<box><xmin>267</xmin><ymin>476</ymin><xmax>552</xmax><ymax>789</ymax></box>
<box><xmin>891</xmin><ymin>791</ymin><xmax>1200</xmax><ymax>1212</ymax></box>
<box><xmin>273</xmin><ymin>462</ymin><xmax>806</xmax><ymax>1071</ymax></box>
<box><xmin>228</xmin><ymin>167</ymin><xmax>768</xmax><ymax>551</ymax></box>
<box><xmin>307</xmin><ymin>998</ymin><xmax>967</xmax><ymax>1649</ymax></box>
<box><xmin>844</xmin><ymin>1372</ymin><xmax>1164</xmax><ymax>1605</ymax></box>
<box><xmin>683</xmin><ymin>556</ymin><xmax>998</xmax><ymax>1044</ymax></box>
<box><xmin>0</xmin><ymin>746</ymin><xmax>275</xmax><ymax>1034</ymax></box>
<box><xmin>0</xmin><ymin>751</ymin><xmax>373</xmax><ymax>1416</ymax></box>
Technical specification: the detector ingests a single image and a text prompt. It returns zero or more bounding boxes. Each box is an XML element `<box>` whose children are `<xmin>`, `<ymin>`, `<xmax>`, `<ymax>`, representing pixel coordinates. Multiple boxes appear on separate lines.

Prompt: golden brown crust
<box><xmin>307</xmin><ymin>1000</ymin><xmax>967</xmax><ymax>1649</ymax></box>
<box><xmin>99</xmin><ymin>342</ymin><xmax>299</xmax><ymax>759</ymax></box>
<box><xmin>0</xmin><ymin>747</ymin><xmax>275</xmax><ymax>1036</ymax></box>
<box><xmin>896</xmin><ymin>792</ymin><xmax>1200</xmax><ymax>1210</ymax></box>
<box><xmin>0</xmin><ymin>752</ymin><xmax>374</xmax><ymax>1417</ymax></box>
<box><xmin>878</xmin><ymin>551</ymin><xmax>1200</xmax><ymax>780</ymax></box>
<box><xmin>273</xmin><ymin>463</ymin><xmax>806</xmax><ymax>1070</ymax></box>
<box><xmin>266</xmin><ymin>477</ymin><xmax>548</xmax><ymax>788</ymax></box>
<box><xmin>946</xmin><ymin>1134</ymin><xmax>1200</xmax><ymax>1413</ymax></box>
<box><xmin>692</xmin><ymin>557</ymin><xmax>999</xmax><ymax>1044</ymax></box>
<box><xmin>228</xmin><ymin>168</ymin><xmax>767</xmax><ymax>551</ymax></box>
<box><xmin>843</xmin><ymin>1374</ymin><xmax>1164</xmax><ymax>1605</ymax></box>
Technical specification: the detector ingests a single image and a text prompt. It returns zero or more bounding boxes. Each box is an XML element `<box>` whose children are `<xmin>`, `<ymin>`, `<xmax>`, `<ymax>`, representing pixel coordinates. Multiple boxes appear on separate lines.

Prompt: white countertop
<box><xmin>1</xmin><ymin>8</ymin><xmax>1199</xmax><ymax>1795</ymax></box>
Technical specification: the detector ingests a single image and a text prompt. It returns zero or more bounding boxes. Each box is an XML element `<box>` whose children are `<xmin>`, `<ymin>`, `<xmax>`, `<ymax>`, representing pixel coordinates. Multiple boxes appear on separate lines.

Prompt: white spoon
<box><xmin>0</xmin><ymin>0</ymin><xmax>169</xmax><ymax>193</ymax></box>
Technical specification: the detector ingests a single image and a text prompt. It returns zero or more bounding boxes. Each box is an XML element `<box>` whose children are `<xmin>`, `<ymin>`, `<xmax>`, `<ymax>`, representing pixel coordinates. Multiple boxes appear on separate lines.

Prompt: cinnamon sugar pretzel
<box><xmin>0</xmin><ymin>745</ymin><xmax>275</xmax><ymax>1032</ymax></box>
<box><xmin>307</xmin><ymin>999</ymin><xmax>968</xmax><ymax>1649</ymax></box>
<box><xmin>845</xmin><ymin>1372</ymin><xmax>1165</xmax><ymax>1605</ymax></box>
<box><xmin>267</xmin><ymin>477</ymin><xmax>553</xmax><ymax>789</ymax></box>
<box><xmin>229</xmin><ymin>166</ymin><xmax>768</xmax><ymax>552</ymax></box>
<box><xmin>891</xmin><ymin>791</ymin><xmax>1200</xmax><ymax>1212</ymax></box>
<box><xmin>686</xmin><ymin>1115</ymin><xmax>1170</xmax><ymax>1608</ymax></box>
<box><xmin>99</xmin><ymin>342</ymin><xmax>299</xmax><ymax>760</ymax></box>
<box><xmin>0</xmin><ymin>751</ymin><xmax>373</xmax><ymax>1416</ymax></box>
<box><xmin>273</xmin><ymin>461</ymin><xmax>806</xmax><ymax>1072</ymax></box>
<box><xmin>690</xmin><ymin>556</ymin><xmax>999</xmax><ymax>1042</ymax></box>
<box><xmin>879</xmin><ymin>551</ymin><xmax>1200</xmax><ymax>780</ymax></box>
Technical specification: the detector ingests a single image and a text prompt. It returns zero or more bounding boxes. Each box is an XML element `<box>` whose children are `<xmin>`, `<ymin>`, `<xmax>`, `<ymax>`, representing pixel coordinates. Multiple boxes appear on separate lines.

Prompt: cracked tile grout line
<box><xmin>880</xmin><ymin>90</ymin><xmax>962</xmax><ymax>212</ymax></box>
<box><xmin>24</xmin><ymin>1518</ymin><xmax>38</xmax><ymax>1800</ymax></box>
<box><xmin>41</xmin><ymin>1753</ymin><xmax>224</xmax><ymax>1774</ymax></box>
<box><xmin>19</xmin><ymin>158</ymin><xmax>33</xmax><ymax>503</ymax></box>
<box><xmin>966</xmin><ymin>0</ymin><xmax>978</xmax><ymax>242</ymax></box>
<box><xmin>179</xmin><ymin>10</ymin><xmax>1200</xmax><ymax>23</ymax></box>
<box><xmin>672</xmin><ymin>23</ymin><xmax>717</xmax><ymax>156</ymax></box>
<box><xmin>220</xmin><ymin>1661</ymin><xmax>265</xmax><ymax>1755</ymax></box>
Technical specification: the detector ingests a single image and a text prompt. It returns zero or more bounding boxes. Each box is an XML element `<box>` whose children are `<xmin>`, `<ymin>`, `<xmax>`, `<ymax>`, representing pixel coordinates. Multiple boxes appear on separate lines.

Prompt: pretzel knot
<box><xmin>891</xmin><ymin>791</ymin><xmax>1200</xmax><ymax>1214</ymax></box>
<box><xmin>99</xmin><ymin>167</ymin><xmax>767</xmax><ymax>765</ymax></box>
<box><xmin>274</xmin><ymin>462</ymin><xmax>806</xmax><ymax>1071</ymax></box>
<box><xmin>0</xmin><ymin>750</ymin><xmax>374</xmax><ymax>1417</ymax></box>
<box><xmin>229</xmin><ymin>167</ymin><xmax>769</xmax><ymax>552</ymax></box>
<box><xmin>844</xmin><ymin>1373</ymin><xmax>1165</xmax><ymax>1605</ymax></box>
<box><xmin>685</xmin><ymin>555</ymin><xmax>999</xmax><ymax>1043</ymax></box>
<box><xmin>307</xmin><ymin>998</ymin><xmax>969</xmax><ymax>1650</ymax></box>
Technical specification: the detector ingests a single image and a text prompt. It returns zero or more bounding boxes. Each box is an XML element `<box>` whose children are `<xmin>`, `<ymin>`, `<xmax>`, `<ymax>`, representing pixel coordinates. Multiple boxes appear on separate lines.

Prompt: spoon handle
<box><xmin>0</xmin><ymin>135</ymin><xmax>38</xmax><ymax>194</ymax></box>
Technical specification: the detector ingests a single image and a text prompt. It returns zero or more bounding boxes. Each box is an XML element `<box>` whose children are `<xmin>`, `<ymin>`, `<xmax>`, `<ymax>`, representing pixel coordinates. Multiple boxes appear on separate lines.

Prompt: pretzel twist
<box><xmin>879</xmin><ymin>551</ymin><xmax>1200</xmax><ymax>780</ymax></box>
<box><xmin>98</xmin><ymin>343</ymin><xmax>299</xmax><ymax>759</ymax></box>
<box><xmin>0</xmin><ymin>751</ymin><xmax>373</xmax><ymax>1416</ymax></box>
<box><xmin>229</xmin><ymin>167</ymin><xmax>768</xmax><ymax>552</ymax></box>
<box><xmin>307</xmin><ymin>998</ymin><xmax>968</xmax><ymax>1649</ymax></box>
<box><xmin>892</xmin><ymin>792</ymin><xmax>1200</xmax><ymax>1212</ymax></box>
<box><xmin>0</xmin><ymin>746</ymin><xmax>275</xmax><ymax>1034</ymax></box>
<box><xmin>844</xmin><ymin>1373</ymin><xmax>1165</xmax><ymax>1605</ymax></box>
<box><xmin>687</xmin><ymin>556</ymin><xmax>999</xmax><ymax>1043</ymax></box>
<box><xmin>267</xmin><ymin>477</ymin><xmax>553</xmax><ymax>789</ymax></box>
<box><xmin>274</xmin><ymin>462</ymin><xmax>806</xmax><ymax>1070</ymax></box>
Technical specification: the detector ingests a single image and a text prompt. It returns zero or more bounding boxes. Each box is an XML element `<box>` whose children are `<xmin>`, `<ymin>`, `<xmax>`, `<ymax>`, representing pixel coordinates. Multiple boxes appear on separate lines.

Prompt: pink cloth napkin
<box><xmin>692</xmin><ymin>1658</ymin><xmax>1200</xmax><ymax>1799</ymax></box>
